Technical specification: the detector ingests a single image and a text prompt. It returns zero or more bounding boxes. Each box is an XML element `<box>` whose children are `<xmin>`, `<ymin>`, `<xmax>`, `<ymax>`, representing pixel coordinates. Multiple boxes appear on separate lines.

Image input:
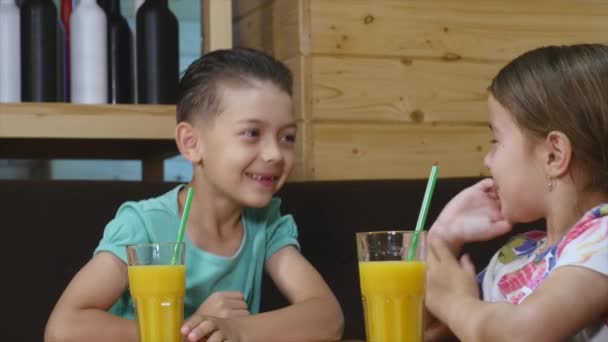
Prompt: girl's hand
<box><xmin>430</xmin><ymin>178</ymin><xmax>512</xmax><ymax>253</ymax></box>
<box><xmin>425</xmin><ymin>236</ymin><xmax>479</xmax><ymax>324</ymax></box>
<box><xmin>181</xmin><ymin>314</ymin><xmax>241</xmax><ymax>342</ymax></box>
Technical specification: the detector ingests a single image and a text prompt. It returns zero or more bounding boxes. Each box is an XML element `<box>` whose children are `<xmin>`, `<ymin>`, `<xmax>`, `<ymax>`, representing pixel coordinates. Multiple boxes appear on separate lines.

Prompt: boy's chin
<box><xmin>241</xmin><ymin>195</ymin><xmax>274</xmax><ymax>208</ymax></box>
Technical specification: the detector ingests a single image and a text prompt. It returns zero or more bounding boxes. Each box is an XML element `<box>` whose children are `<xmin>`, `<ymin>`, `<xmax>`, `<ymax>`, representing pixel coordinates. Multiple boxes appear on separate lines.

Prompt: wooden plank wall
<box><xmin>232</xmin><ymin>0</ymin><xmax>608</xmax><ymax>180</ymax></box>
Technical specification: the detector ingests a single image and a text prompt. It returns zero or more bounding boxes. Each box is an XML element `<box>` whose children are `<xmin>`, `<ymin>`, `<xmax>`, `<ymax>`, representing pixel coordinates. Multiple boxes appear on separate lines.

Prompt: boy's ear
<box><xmin>543</xmin><ymin>130</ymin><xmax>572</xmax><ymax>178</ymax></box>
<box><xmin>175</xmin><ymin>122</ymin><xmax>204</xmax><ymax>164</ymax></box>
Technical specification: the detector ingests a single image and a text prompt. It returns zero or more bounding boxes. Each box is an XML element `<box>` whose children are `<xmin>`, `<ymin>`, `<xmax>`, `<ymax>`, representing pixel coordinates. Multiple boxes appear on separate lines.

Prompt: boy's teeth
<box><xmin>249</xmin><ymin>173</ymin><xmax>276</xmax><ymax>181</ymax></box>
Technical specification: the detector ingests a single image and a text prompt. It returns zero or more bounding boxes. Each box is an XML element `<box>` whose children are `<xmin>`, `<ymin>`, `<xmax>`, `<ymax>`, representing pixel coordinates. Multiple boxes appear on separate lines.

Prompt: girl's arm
<box><xmin>233</xmin><ymin>245</ymin><xmax>344</xmax><ymax>342</ymax></box>
<box><xmin>423</xmin><ymin>310</ymin><xmax>458</xmax><ymax>342</ymax></box>
<box><xmin>429</xmin><ymin>178</ymin><xmax>512</xmax><ymax>255</ymax></box>
<box><xmin>44</xmin><ymin>252</ymin><xmax>138</xmax><ymax>342</ymax></box>
<box><xmin>427</xmin><ymin>237</ymin><xmax>608</xmax><ymax>342</ymax></box>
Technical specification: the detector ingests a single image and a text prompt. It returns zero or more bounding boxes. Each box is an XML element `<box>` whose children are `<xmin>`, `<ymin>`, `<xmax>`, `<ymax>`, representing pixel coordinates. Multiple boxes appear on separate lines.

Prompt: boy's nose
<box><xmin>261</xmin><ymin>139</ymin><xmax>283</xmax><ymax>163</ymax></box>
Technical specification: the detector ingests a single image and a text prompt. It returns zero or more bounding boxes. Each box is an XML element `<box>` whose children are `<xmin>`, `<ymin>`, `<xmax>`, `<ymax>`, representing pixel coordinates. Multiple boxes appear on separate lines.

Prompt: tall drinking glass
<box><xmin>356</xmin><ymin>231</ymin><xmax>427</xmax><ymax>342</ymax></box>
<box><xmin>127</xmin><ymin>242</ymin><xmax>186</xmax><ymax>342</ymax></box>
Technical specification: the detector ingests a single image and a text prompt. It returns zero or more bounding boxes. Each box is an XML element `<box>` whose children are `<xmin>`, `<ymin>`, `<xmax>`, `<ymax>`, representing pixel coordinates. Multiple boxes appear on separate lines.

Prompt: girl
<box><xmin>45</xmin><ymin>48</ymin><xmax>344</xmax><ymax>342</ymax></box>
<box><xmin>426</xmin><ymin>44</ymin><xmax>608</xmax><ymax>341</ymax></box>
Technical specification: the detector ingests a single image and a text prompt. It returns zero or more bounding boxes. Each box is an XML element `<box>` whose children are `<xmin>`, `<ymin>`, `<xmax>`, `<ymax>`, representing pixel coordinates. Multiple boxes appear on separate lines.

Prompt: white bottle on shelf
<box><xmin>0</xmin><ymin>0</ymin><xmax>20</xmax><ymax>102</ymax></box>
<box><xmin>70</xmin><ymin>0</ymin><xmax>108</xmax><ymax>103</ymax></box>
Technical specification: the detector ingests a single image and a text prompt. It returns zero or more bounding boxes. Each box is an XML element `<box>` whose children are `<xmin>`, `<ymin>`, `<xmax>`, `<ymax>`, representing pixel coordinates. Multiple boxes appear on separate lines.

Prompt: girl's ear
<box><xmin>175</xmin><ymin>122</ymin><xmax>204</xmax><ymax>164</ymax></box>
<box><xmin>543</xmin><ymin>130</ymin><xmax>572</xmax><ymax>178</ymax></box>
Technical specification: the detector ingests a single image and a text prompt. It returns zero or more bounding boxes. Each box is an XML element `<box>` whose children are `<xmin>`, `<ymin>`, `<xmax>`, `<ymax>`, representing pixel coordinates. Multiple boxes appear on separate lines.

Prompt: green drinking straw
<box><xmin>171</xmin><ymin>187</ymin><xmax>194</xmax><ymax>264</ymax></box>
<box><xmin>407</xmin><ymin>165</ymin><xmax>439</xmax><ymax>261</ymax></box>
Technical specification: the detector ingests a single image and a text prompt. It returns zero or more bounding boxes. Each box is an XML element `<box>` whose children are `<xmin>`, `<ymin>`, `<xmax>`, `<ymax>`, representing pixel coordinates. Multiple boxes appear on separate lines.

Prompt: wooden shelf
<box><xmin>0</xmin><ymin>103</ymin><xmax>179</xmax><ymax>180</ymax></box>
<box><xmin>0</xmin><ymin>102</ymin><xmax>175</xmax><ymax>139</ymax></box>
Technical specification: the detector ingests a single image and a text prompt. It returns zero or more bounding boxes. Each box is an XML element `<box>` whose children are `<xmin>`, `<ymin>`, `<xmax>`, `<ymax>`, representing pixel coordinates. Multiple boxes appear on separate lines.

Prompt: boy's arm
<box><xmin>427</xmin><ymin>238</ymin><xmax>608</xmax><ymax>342</ymax></box>
<box><xmin>235</xmin><ymin>246</ymin><xmax>344</xmax><ymax>342</ymax></box>
<box><xmin>44</xmin><ymin>252</ymin><xmax>139</xmax><ymax>342</ymax></box>
<box><xmin>181</xmin><ymin>246</ymin><xmax>344</xmax><ymax>342</ymax></box>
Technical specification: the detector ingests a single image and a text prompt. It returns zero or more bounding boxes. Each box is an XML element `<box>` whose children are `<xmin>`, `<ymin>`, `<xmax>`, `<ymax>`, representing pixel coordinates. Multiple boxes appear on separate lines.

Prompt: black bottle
<box><xmin>136</xmin><ymin>0</ymin><xmax>178</xmax><ymax>104</ymax></box>
<box><xmin>20</xmin><ymin>0</ymin><xmax>58</xmax><ymax>102</ymax></box>
<box><xmin>98</xmin><ymin>0</ymin><xmax>133</xmax><ymax>104</ymax></box>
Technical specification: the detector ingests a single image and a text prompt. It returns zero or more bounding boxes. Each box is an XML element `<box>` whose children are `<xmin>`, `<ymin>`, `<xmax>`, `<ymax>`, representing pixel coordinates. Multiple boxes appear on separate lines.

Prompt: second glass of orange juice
<box><xmin>127</xmin><ymin>242</ymin><xmax>186</xmax><ymax>342</ymax></box>
<box><xmin>356</xmin><ymin>231</ymin><xmax>426</xmax><ymax>342</ymax></box>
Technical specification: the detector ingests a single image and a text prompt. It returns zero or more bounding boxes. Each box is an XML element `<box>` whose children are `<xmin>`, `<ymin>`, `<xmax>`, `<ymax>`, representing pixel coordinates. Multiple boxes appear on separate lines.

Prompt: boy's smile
<box><xmin>245</xmin><ymin>172</ymin><xmax>280</xmax><ymax>188</ymax></box>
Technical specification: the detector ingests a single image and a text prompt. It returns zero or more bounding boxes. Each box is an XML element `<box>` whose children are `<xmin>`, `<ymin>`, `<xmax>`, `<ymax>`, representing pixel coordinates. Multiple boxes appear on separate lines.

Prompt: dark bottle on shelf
<box><xmin>136</xmin><ymin>0</ymin><xmax>178</xmax><ymax>104</ymax></box>
<box><xmin>60</xmin><ymin>0</ymin><xmax>72</xmax><ymax>101</ymax></box>
<box><xmin>20</xmin><ymin>0</ymin><xmax>58</xmax><ymax>102</ymax></box>
<box><xmin>98</xmin><ymin>0</ymin><xmax>133</xmax><ymax>104</ymax></box>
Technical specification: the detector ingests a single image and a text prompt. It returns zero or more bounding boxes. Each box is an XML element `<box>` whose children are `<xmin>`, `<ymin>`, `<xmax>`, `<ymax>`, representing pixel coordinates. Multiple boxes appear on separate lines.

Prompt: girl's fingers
<box><xmin>476</xmin><ymin>178</ymin><xmax>495</xmax><ymax>191</ymax></box>
<box><xmin>430</xmin><ymin>235</ymin><xmax>452</xmax><ymax>260</ymax></box>
<box><xmin>459</xmin><ymin>254</ymin><xmax>476</xmax><ymax>276</ymax></box>
<box><xmin>427</xmin><ymin>236</ymin><xmax>441</xmax><ymax>264</ymax></box>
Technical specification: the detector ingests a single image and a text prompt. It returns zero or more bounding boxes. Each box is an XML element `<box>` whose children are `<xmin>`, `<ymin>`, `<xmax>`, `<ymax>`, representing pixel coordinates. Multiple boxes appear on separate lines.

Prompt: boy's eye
<box><xmin>283</xmin><ymin>134</ymin><xmax>296</xmax><ymax>143</ymax></box>
<box><xmin>242</xmin><ymin>129</ymin><xmax>259</xmax><ymax>138</ymax></box>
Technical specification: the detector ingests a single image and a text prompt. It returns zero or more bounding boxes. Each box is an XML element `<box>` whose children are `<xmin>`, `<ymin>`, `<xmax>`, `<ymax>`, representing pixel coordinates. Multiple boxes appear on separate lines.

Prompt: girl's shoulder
<box><xmin>554</xmin><ymin>204</ymin><xmax>608</xmax><ymax>272</ymax></box>
<box><xmin>496</xmin><ymin>230</ymin><xmax>546</xmax><ymax>264</ymax></box>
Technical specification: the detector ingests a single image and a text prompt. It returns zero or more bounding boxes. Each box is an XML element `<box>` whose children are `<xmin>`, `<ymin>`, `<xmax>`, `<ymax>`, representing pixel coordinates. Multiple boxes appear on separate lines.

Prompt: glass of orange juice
<box><xmin>356</xmin><ymin>231</ymin><xmax>427</xmax><ymax>342</ymax></box>
<box><xmin>127</xmin><ymin>242</ymin><xmax>186</xmax><ymax>342</ymax></box>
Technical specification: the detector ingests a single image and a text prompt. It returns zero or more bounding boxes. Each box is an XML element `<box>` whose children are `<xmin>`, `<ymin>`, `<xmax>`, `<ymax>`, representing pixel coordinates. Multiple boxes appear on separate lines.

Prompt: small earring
<box><xmin>547</xmin><ymin>176</ymin><xmax>556</xmax><ymax>192</ymax></box>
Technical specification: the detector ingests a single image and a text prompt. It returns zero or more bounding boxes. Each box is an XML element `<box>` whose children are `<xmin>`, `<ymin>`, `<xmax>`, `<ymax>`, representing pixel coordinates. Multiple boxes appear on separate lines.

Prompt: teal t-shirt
<box><xmin>94</xmin><ymin>185</ymin><xmax>300</xmax><ymax>319</ymax></box>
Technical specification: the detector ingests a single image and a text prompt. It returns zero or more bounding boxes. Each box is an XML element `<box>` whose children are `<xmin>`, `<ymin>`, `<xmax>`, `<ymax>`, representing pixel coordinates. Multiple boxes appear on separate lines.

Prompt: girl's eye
<box><xmin>490</xmin><ymin>139</ymin><xmax>498</xmax><ymax>144</ymax></box>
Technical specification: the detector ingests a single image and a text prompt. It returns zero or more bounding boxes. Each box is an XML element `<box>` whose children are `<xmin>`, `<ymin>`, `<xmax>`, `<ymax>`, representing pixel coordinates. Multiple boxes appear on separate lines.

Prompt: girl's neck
<box><xmin>544</xmin><ymin>185</ymin><xmax>608</xmax><ymax>245</ymax></box>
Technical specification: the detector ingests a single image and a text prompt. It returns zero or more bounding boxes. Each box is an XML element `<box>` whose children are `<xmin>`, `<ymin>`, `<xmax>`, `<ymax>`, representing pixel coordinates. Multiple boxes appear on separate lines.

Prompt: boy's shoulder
<box><xmin>116</xmin><ymin>185</ymin><xmax>181</xmax><ymax>218</ymax></box>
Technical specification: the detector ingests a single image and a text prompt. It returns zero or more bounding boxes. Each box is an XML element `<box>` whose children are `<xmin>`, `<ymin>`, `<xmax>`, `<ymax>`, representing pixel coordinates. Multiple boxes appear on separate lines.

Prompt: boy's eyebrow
<box><xmin>236</xmin><ymin>118</ymin><xmax>297</xmax><ymax>129</ymax></box>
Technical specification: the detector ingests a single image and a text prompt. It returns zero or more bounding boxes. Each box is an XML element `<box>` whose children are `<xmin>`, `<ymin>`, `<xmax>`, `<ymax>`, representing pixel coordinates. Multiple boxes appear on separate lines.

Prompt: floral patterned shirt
<box><xmin>477</xmin><ymin>204</ymin><xmax>608</xmax><ymax>341</ymax></box>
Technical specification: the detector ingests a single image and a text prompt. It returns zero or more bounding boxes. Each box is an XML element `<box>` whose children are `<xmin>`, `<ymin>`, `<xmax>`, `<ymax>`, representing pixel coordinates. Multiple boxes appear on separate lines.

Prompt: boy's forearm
<box><xmin>235</xmin><ymin>296</ymin><xmax>344</xmax><ymax>342</ymax></box>
<box><xmin>45</xmin><ymin>309</ymin><xmax>138</xmax><ymax>342</ymax></box>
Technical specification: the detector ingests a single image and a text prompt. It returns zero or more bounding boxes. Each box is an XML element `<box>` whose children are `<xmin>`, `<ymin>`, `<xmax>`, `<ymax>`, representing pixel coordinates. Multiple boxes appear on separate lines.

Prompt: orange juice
<box><xmin>128</xmin><ymin>265</ymin><xmax>186</xmax><ymax>342</ymax></box>
<box><xmin>358</xmin><ymin>261</ymin><xmax>426</xmax><ymax>342</ymax></box>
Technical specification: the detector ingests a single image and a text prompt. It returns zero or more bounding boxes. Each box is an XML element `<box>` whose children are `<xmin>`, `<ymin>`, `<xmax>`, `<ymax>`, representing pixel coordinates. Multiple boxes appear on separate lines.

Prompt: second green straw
<box><xmin>407</xmin><ymin>165</ymin><xmax>439</xmax><ymax>261</ymax></box>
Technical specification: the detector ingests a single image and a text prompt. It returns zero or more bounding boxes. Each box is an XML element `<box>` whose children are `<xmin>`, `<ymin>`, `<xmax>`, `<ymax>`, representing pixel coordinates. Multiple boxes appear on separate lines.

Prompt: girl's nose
<box><xmin>483</xmin><ymin>150</ymin><xmax>492</xmax><ymax>169</ymax></box>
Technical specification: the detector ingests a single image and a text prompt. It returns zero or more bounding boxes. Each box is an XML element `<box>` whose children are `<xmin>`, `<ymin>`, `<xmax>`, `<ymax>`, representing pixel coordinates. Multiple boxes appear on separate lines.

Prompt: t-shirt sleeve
<box><xmin>264</xmin><ymin>198</ymin><xmax>300</xmax><ymax>263</ymax></box>
<box><xmin>94</xmin><ymin>203</ymin><xmax>151</xmax><ymax>263</ymax></box>
<box><xmin>554</xmin><ymin>216</ymin><xmax>608</xmax><ymax>276</ymax></box>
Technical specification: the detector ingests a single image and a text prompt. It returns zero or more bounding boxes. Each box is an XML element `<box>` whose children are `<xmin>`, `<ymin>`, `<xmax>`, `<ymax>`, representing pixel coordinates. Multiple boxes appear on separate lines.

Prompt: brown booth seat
<box><xmin>1</xmin><ymin>178</ymin><xmax>537</xmax><ymax>341</ymax></box>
